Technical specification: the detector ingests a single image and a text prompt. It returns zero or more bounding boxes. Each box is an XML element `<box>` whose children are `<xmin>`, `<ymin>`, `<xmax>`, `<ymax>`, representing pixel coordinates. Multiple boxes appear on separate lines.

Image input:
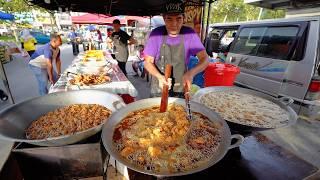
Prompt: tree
<box><xmin>261</xmin><ymin>9</ymin><xmax>286</xmax><ymax>20</ymax></box>
<box><xmin>0</xmin><ymin>0</ymin><xmax>31</xmax><ymax>13</ymax></box>
<box><xmin>208</xmin><ymin>0</ymin><xmax>285</xmax><ymax>23</ymax></box>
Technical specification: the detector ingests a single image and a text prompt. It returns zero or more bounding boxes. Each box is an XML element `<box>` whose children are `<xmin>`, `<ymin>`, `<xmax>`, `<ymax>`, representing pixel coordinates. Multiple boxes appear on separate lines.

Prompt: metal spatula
<box><xmin>160</xmin><ymin>64</ymin><xmax>172</xmax><ymax>112</ymax></box>
<box><xmin>184</xmin><ymin>85</ymin><xmax>195</xmax><ymax>141</ymax></box>
<box><xmin>184</xmin><ymin>86</ymin><xmax>192</xmax><ymax>120</ymax></box>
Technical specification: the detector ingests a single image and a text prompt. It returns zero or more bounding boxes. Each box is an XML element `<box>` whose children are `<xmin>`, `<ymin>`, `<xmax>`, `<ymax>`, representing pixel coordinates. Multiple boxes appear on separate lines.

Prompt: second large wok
<box><xmin>192</xmin><ymin>86</ymin><xmax>298</xmax><ymax>134</ymax></box>
<box><xmin>102</xmin><ymin>97</ymin><xmax>244</xmax><ymax>177</ymax></box>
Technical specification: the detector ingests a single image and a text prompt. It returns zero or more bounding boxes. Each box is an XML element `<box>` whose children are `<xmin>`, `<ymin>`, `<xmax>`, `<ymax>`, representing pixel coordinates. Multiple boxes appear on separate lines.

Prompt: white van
<box><xmin>206</xmin><ymin>16</ymin><xmax>320</xmax><ymax>118</ymax></box>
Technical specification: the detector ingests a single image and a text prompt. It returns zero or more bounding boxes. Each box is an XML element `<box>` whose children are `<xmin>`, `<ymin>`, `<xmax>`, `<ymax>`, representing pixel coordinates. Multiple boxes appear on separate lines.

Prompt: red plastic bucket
<box><xmin>204</xmin><ymin>62</ymin><xmax>240</xmax><ymax>87</ymax></box>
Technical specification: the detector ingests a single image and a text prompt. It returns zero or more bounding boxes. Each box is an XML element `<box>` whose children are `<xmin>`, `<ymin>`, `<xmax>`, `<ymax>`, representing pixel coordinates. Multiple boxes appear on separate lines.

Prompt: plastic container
<box><xmin>188</xmin><ymin>56</ymin><xmax>204</xmax><ymax>87</ymax></box>
<box><xmin>204</xmin><ymin>62</ymin><xmax>240</xmax><ymax>87</ymax></box>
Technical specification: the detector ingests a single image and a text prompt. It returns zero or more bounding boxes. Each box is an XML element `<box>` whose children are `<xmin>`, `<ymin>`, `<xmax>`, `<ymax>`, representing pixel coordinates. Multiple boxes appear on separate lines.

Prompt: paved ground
<box><xmin>0</xmin><ymin>44</ymin><xmax>76</xmax><ymax>107</ymax></box>
<box><xmin>0</xmin><ymin>44</ymin><xmax>319</xmax><ymax>176</ymax></box>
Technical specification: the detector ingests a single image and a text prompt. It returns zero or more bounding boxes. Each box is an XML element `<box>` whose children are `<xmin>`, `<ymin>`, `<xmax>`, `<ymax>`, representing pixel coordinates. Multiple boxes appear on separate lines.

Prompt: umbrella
<box><xmin>72</xmin><ymin>13</ymin><xmax>110</xmax><ymax>24</ymax></box>
<box><xmin>86</xmin><ymin>25</ymin><xmax>96</xmax><ymax>31</ymax></box>
<box><xmin>100</xmin><ymin>16</ymin><xmax>149</xmax><ymax>25</ymax></box>
<box><xmin>0</xmin><ymin>11</ymin><xmax>14</xmax><ymax>21</ymax></box>
<box><xmin>102</xmin><ymin>16</ymin><xmax>126</xmax><ymax>25</ymax></box>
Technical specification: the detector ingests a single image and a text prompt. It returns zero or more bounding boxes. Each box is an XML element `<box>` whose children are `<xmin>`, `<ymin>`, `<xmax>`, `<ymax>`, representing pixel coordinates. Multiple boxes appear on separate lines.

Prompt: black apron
<box><xmin>150</xmin><ymin>33</ymin><xmax>186</xmax><ymax>97</ymax></box>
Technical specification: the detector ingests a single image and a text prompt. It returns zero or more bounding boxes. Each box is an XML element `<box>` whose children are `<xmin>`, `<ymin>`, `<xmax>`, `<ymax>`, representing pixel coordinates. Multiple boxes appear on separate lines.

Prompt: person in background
<box><xmin>84</xmin><ymin>29</ymin><xmax>94</xmax><ymax>51</ymax></box>
<box><xmin>132</xmin><ymin>45</ymin><xmax>148</xmax><ymax>78</ymax></box>
<box><xmin>107</xmin><ymin>28</ymin><xmax>113</xmax><ymax>37</ymax></box>
<box><xmin>20</xmin><ymin>29</ymin><xmax>37</xmax><ymax>57</ymax></box>
<box><xmin>193</xmin><ymin>16</ymin><xmax>201</xmax><ymax>36</ymax></box>
<box><xmin>226</xmin><ymin>32</ymin><xmax>237</xmax><ymax>53</ymax></box>
<box><xmin>106</xmin><ymin>28</ymin><xmax>114</xmax><ymax>51</ymax></box>
<box><xmin>68</xmin><ymin>28</ymin><xmax>80</xmax><ymax>55</ymax></box>
<box><xmin>96</xmin><ymin>28</ymin><xmax>103</xmax><ymax>49</ymax></box>
<box><xmin>29</xmin><ymin>33</ymin><xmax>62</xmax><ymax>95</ymax></box>
<box><xmin>144</xmin><ymin>0</ymin><xmax>209</xmax><ymax>97</ymax></box>
<box><xmin>97</xmin><ymin>29</ymin><xmax>103</xmax><ymax>42</ymax></box>
<box><xmin>110</xmin><ymin>19</ymin><xmax>136</xmax><ymax>76</ymax></box>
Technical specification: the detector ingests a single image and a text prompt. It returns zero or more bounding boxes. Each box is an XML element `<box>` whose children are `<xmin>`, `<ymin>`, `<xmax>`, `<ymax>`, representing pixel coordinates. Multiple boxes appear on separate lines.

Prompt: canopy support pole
<box><xmin>201</xmin><ymin>0</ymin><xmax>206</xmax><ymax>42</ymax></box>
<box><xmin>0</xmin><ymin>61</ymin><xmax>14</xmax><ymax>104</ymax></box>
<box><xmin>149</xmin><ymin>16</ymin><xmax>152</xmax><ymax>30</ymax></box>
<box><xmin>205</xmin><ymin>0</ymin><xmax>213</xmax><ymax>40</ymax></box>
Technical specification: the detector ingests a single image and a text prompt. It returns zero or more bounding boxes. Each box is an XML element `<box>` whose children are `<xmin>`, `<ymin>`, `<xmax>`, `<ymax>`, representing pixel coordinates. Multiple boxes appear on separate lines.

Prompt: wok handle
<box><xmin>112</xmin><ymin>100</ymin><xmax>126</xmax><ymax>110</ymax></box>
<box><xmin>228</xmin><ymin>134</ymin><xmax>244</xmax><ymax>150</ymax></box>
<box><xmin>279</xmin><ymin>97</ymin><xmax>294</xmax><ymax>106</ymax></box>
<box><xmin>160</xmin><ymin>64</ymin><xmax>172</xmax><ymax>112</ymax></box>
<box><xmin>66</xmin><ymin>71</ymin><xmax>77</xmax><ymax>77</ymax></box>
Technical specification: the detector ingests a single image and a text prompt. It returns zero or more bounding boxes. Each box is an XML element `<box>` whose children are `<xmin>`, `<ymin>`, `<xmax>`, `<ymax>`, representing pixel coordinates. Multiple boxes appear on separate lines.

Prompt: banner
<box><xmin>184</xmin><ymin>1</ymin><xmax>203</xmax><ymax>36</ymax></box>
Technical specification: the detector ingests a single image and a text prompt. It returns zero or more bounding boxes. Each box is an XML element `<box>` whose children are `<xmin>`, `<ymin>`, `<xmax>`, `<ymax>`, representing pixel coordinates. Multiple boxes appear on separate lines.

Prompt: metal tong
<box><xmin>184</xmin><ymin>85</ymin><xmax>193</xmax><ymax>120</ymax></box>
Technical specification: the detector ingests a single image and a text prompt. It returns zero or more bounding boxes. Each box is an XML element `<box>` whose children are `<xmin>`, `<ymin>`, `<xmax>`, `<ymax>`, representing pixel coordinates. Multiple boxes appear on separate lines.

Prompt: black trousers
<box><xmin>117</xmin><ymin>61</ymin><xmax>127</xmax><ymax>76</ymax></box>
<box><xmin>71</xmin><ymin>41</ymin><xmax>79</xmax><ymax>55</ymax></box>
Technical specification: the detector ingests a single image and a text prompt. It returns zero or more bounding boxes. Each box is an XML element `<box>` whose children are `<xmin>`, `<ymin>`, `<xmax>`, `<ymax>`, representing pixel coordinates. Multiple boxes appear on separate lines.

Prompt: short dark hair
<box><xmin>50</xmin><ymin>33</ymin><xmax>61</xmax><ymax>40</ymax></box>
<box><xmin>113</xmin><ymin>19</ymin><xmax>120</xmax><ymax>24</ymax></box>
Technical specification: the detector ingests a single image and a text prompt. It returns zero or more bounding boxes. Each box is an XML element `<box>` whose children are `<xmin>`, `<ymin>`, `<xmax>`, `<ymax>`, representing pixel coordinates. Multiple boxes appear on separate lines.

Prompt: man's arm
<box><xmin>56</xmin><ymin>57</ymin><xmax>61</xmax><ymax>75</ymax></box>
<box><xmin>46</xmin><ymin>59</ymin><xmax>54</xmax><ymax>84</ymax></box>
<box><xmin>123</xmin><ymin>31</ymin><xmax>136</xmax><ymax>45</ymax></box>
<box><xmin>144</xmin><ymin>55</ymin><xmax>162</xmax><ymax>79</ymax></box>
<box><xmin>56</xmin><ymin>50</ymin><xmax>61</xmax><ymax>75</ymax></box>
<box><xmin>144</xmin><ymin>55</ymin><xmax>171</xmax><ymax>88</ymax></box>
<box><xmin>44</xmin><ymin>48</ymin><xmax>55</xmax><ymax>84</ymax></box>
<box><xmin>128</xmin><ymin>37</ymin><xmax>137</xmax><ymax>45</ymax></box>
<box><xmin>183</xmin><ymin>50</ymin><xmax>209</xmax><ymax>89</ymax></box>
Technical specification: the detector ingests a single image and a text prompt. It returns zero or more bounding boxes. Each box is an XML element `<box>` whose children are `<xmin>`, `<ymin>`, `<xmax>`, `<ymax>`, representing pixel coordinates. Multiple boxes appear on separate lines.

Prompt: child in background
<box><xmin>132</xmin><ymin>45</ymin><xmax>147</xmax><ymax>79</ymax></box>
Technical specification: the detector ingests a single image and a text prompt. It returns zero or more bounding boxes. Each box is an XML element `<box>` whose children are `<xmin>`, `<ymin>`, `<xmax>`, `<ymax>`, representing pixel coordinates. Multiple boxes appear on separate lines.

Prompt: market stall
<box><xmin>49</xmin><ymin>50</ymin><xmax>137</xmax><ymax>103</ymax></box>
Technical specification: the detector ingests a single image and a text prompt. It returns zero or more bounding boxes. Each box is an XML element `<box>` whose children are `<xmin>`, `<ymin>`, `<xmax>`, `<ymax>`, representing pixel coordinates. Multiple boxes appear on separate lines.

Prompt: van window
<box><xmin>232</xmin><ymin>27</ymin><xmax>266</xmax><ymax>55</ymax></box>
<box><xmin>231</xmin><ymin>26</ymin><xmax>300</xmax><ymax>60</ymax></box>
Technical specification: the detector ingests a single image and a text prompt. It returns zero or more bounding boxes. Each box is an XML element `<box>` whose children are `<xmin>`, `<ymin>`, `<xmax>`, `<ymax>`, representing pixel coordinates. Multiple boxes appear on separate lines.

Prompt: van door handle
<box><xmin>283</xmin><ymin>79</ymin><xmax>303</xmax><ymax>86</ymax></box>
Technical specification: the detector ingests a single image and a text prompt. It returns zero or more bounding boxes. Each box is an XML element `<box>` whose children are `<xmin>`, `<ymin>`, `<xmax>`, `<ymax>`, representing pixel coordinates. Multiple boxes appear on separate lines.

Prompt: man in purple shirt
<box><xmin>144</xmin><ymin>0</ymin><xmax>209</xmax><ymax>97</ymax></box>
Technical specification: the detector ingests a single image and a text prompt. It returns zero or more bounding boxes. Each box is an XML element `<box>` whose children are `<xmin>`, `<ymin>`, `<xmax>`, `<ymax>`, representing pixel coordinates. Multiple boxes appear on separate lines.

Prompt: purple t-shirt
<box><xmin>144</xmin><ymin>26</ymin><xmax>205</xmax><ymax>66</ymax></box>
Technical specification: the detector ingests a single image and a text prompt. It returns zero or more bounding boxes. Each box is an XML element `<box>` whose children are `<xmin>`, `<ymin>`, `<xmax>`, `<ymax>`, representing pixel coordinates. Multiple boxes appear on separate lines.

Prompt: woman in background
<box><xmin>20</xmin><ymin>29</ymin><xmax>37</xmax><ymax>56</ymax></box>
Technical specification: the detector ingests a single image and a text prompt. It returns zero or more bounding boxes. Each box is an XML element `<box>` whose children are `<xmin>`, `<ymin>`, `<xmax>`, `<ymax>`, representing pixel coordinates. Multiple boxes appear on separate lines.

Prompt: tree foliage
<box><xmin>208</xmin><ymin>0</ymin><xmax>285</xmax><ymax>23</ymax></box>
<box><xmin>0</xmin><ymin>0</ymin><xmax>31</xmax><ymax>13</ymax></box>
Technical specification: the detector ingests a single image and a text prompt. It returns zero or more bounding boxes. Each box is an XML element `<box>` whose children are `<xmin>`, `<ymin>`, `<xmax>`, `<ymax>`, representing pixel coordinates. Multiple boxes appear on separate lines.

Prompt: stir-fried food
<box><xmin>200</xmin><ymin>91</ymin><xmax>290</xmax><ymax>128</ymax></box>
<box><xmin>113</xmin><ymin>104</ymin><xmax>222</xmax><ymax>173</ymax></box>
<box><xmin>83</xmin><ymin>50</ymin><xmax>104</xmax><ymax>62</ymax></box>
<box><xmin>26</xmin><ymin>104</ymin><xmax>112</xmax><ymax>139</ymax></box>
<box><xmin>69</xmin><ymin>74</ymin><xmax>111</xmax><ymax>86</ymax></box>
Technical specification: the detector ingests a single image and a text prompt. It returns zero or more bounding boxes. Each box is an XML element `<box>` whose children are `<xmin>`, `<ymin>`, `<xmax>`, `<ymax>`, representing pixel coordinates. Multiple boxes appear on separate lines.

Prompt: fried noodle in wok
<box><xmin>26</xmin><ymin>104</ymin><xmax>112</xmax><ymax>139</ymax></box>
<box><xmin>113</xmin><ymin>104</ymin><xmax>222</xmax><ymax>173</ymax></box>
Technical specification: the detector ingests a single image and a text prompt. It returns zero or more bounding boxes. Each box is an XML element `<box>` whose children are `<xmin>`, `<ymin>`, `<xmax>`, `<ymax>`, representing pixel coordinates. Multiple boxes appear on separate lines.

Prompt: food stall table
<box><xmin>49</xmin><ymin>52</ymin><xmax>137</xmax><ymax>104</ymax></box>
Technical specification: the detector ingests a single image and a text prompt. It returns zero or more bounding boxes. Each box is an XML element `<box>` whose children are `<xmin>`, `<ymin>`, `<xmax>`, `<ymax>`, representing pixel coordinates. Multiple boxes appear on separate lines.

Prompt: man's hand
<box><xmin>158</xmin><ymin>75</ymin><xmax>172</xmax><ymax>90</ymax></box>
<box><xmin>183</xmin><ymin>71</ymin><xmax>194</xmax><ymax>91</ymax></box>
<box><xmin>49</xmin><ymin>78</ymin><xmax>55</xmax><ymax>85</ymax></box>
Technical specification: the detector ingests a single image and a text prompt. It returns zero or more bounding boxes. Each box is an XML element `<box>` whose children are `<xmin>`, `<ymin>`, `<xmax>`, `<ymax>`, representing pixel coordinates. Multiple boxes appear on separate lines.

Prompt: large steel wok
<box><xmin>192</xmin><ymin>86</ymin><xmax>298</xmax><ymax>134</ymax></box>
<box><xmin>102</xmin><ymin>97</ymin><xmax>244</xmax><ymax>177</ymax></box>
<box><xmin>0</xmin><ymin>90</ymin><xmax>125</xmax><ymax>146</ymax></box>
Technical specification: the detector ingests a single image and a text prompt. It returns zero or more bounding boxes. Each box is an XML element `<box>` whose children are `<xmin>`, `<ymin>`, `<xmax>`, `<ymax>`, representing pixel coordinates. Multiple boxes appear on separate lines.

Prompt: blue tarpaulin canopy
<box><xmin>86</xmin><ymin>25</ymin><xmax>96</xmax><ymax>31</ymax></box>
<box><xmin>0</xmin><ymin>11</ymin><xmax>14</xmax><ymax>21</ymax></box>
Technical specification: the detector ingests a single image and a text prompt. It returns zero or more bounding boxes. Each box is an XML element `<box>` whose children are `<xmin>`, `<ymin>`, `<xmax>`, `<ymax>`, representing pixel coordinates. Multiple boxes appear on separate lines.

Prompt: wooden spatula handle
<box><xmin>160</xmin><ymin>64</ymin><xmax>172</xmax><ymax>112</ymax></box>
